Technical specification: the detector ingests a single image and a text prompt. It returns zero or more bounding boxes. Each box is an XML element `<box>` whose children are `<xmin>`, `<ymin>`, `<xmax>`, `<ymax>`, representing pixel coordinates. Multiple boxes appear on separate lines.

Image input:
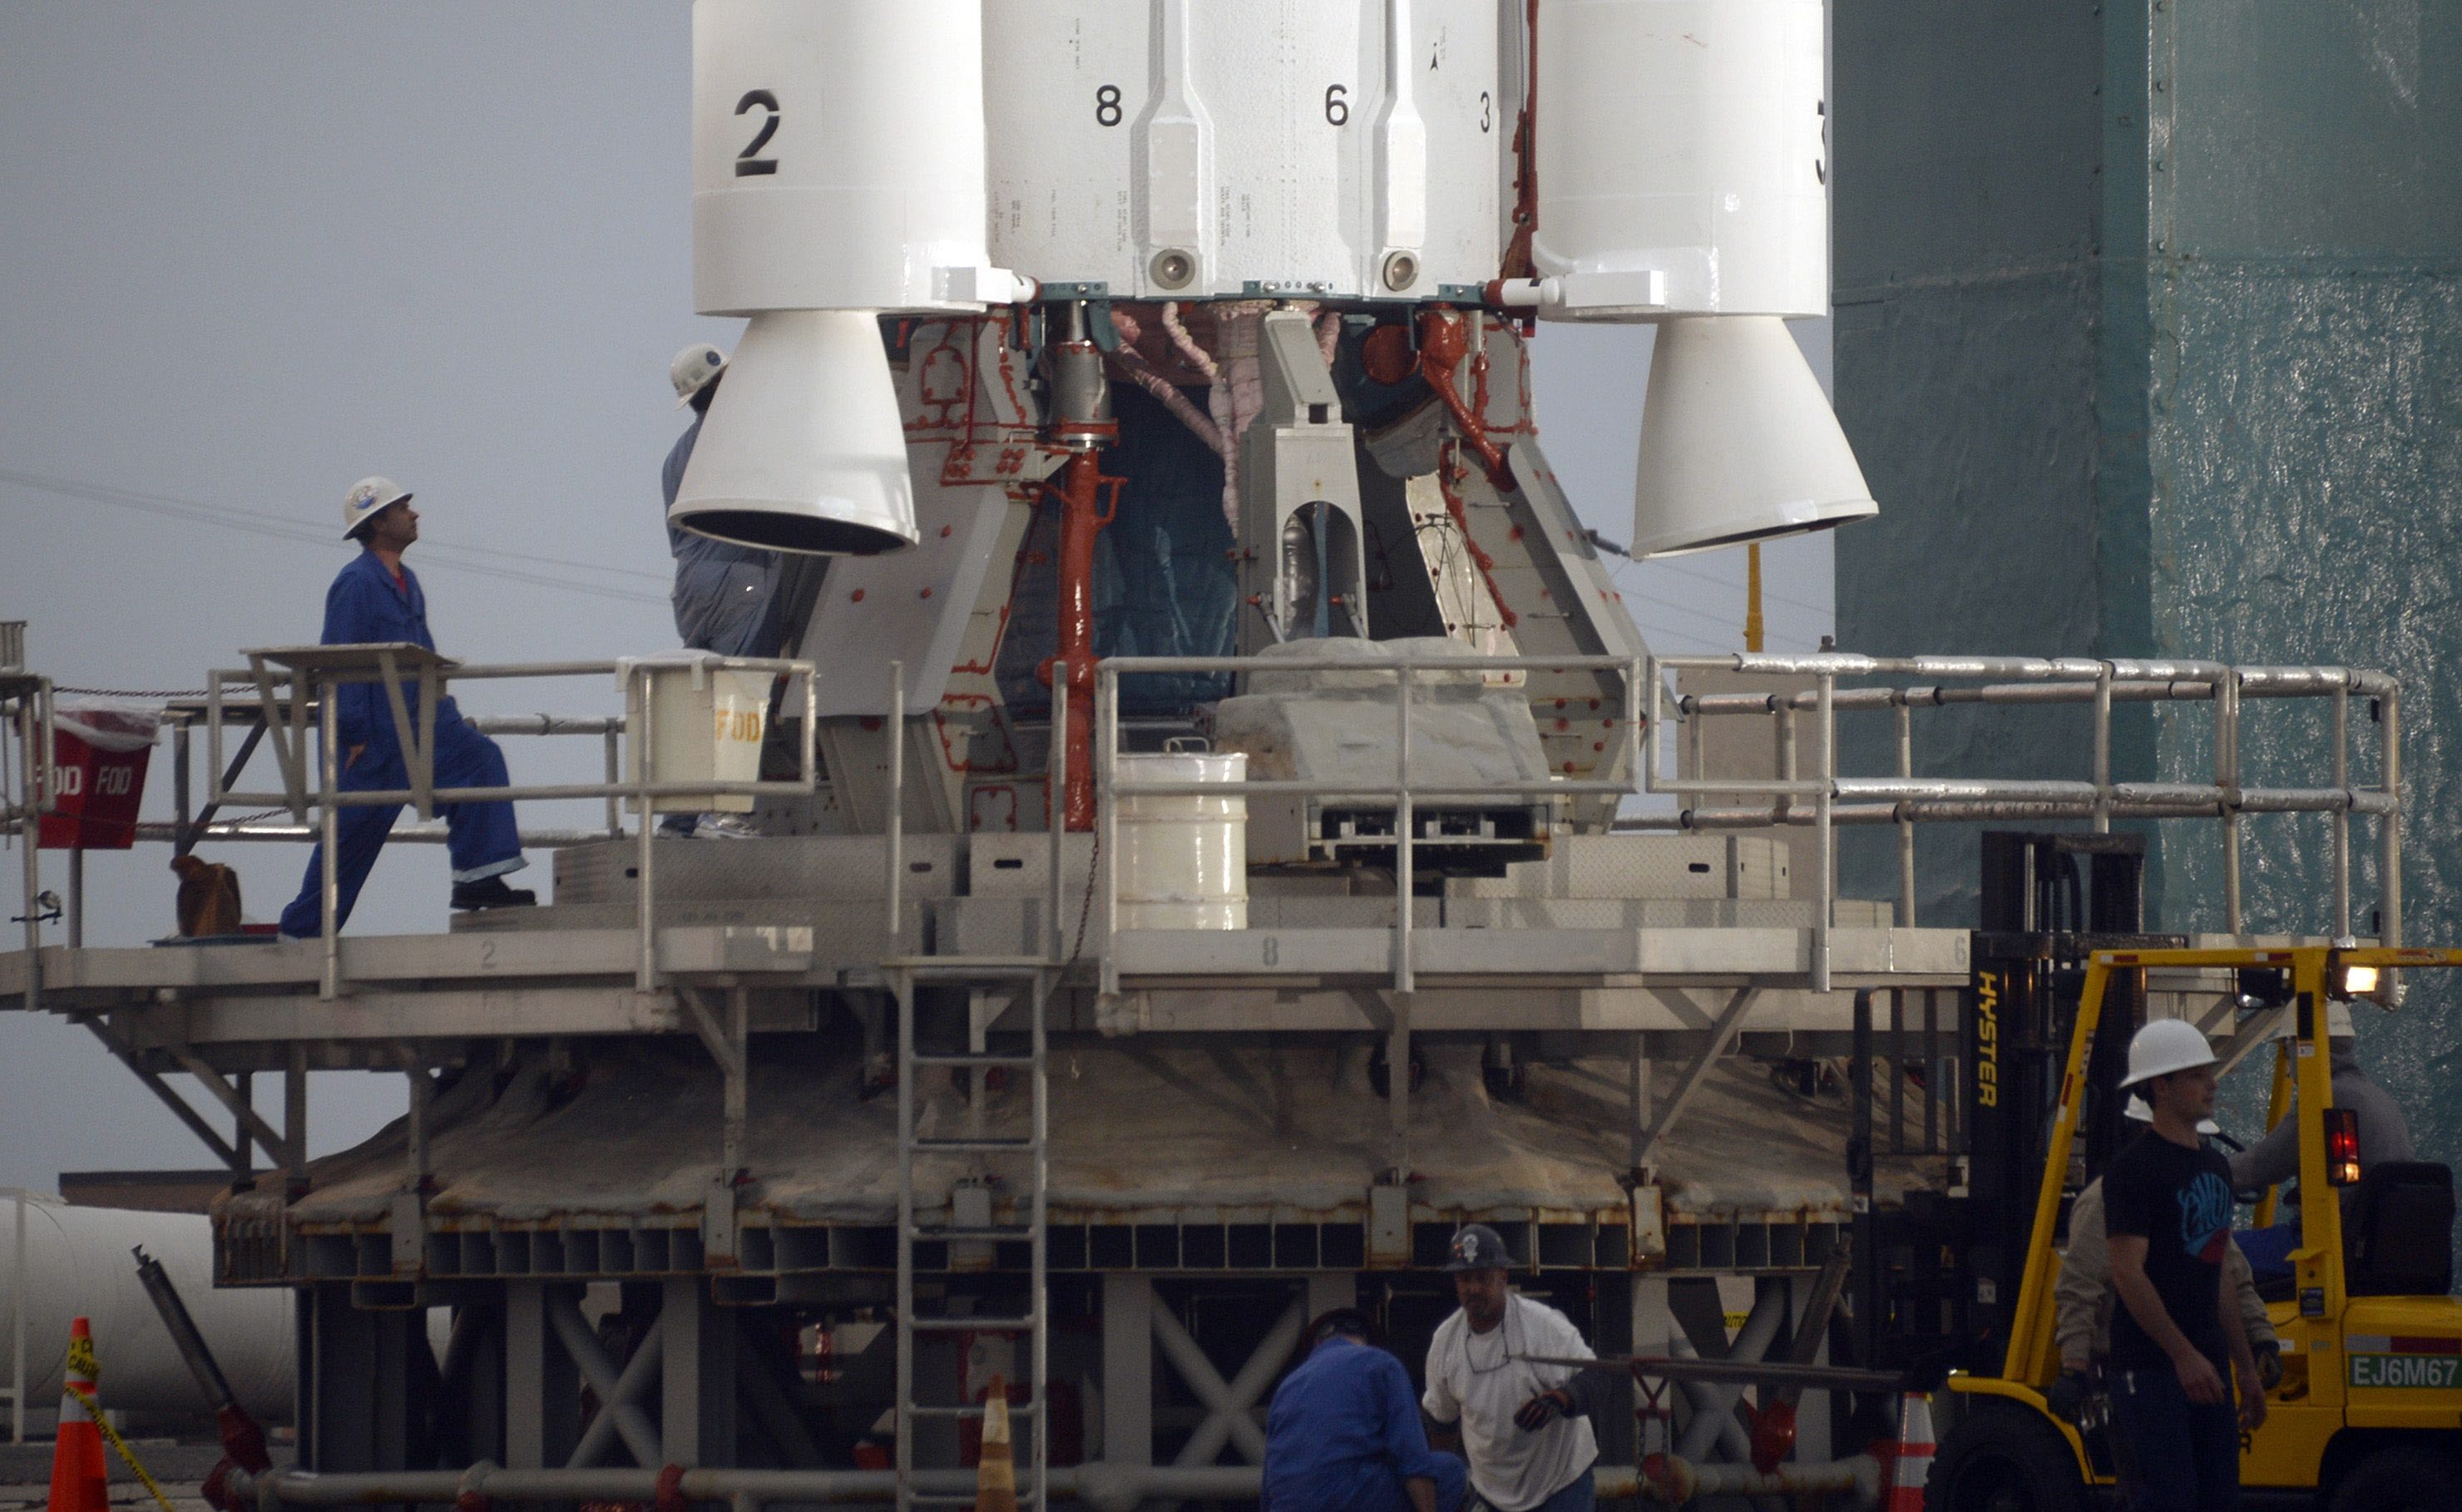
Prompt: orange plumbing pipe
<box><xmin>1038</xmin><ymin>450</ymin><xmax>1120</xmax><ymax>833</ymax></box>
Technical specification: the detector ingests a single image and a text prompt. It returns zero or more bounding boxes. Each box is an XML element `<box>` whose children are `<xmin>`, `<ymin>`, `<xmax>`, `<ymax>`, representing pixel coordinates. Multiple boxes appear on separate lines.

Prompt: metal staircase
<box><xmin>893</xmin><ymin>963</ymin><xmax>1051</xmax><ymax>1512</ymax></box>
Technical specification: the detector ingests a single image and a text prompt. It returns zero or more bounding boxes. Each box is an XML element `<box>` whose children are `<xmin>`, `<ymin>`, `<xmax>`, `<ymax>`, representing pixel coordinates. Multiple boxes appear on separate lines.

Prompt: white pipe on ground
<box><xmin>1</xmin><ymin>1192</ymin><xmax>290</xmax><ymax>1419</ymax></box>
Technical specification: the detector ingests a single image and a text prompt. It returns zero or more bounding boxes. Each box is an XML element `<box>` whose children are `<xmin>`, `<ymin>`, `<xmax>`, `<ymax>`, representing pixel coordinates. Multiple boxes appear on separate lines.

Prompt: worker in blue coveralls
<box><xmin>277</xmin><ymin>477</ymin><xmax>533</xmax><ymax>937</ymax></box>
<box><xmin>1263</xmin><ymin>1308</ymin><xmax>1464</xmax><ymax>1512</ymax></box>
<box><xmin>659</xmin><ymin>342</ymin><xmax>779</xmax><ymax>839</ymax></box>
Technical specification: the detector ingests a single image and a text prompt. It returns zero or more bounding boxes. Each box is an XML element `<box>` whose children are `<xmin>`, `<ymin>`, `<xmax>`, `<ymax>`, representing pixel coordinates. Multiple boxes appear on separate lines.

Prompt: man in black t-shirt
<box><xmin>2103</xmin><ymin>1018</ymin><xmax>2267</xmax><ymax>1512</ymax></box>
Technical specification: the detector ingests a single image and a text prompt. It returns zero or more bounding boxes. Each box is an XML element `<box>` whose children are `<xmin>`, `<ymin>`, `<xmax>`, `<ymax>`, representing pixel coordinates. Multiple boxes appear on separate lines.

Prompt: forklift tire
<box><xmin>1925</xmin><ymin>1402</ymin><xmax>2091</xmax><ymax>1512</ymax></box>
<box><xmin>2327</xmin><ymin>1445</ymin><xmax>2462</xmax><ymax>1512</ymax></box>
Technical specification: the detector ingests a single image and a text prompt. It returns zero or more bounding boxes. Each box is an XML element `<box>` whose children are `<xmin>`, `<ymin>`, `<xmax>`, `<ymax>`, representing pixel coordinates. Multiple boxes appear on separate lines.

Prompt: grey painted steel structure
<box><xmin>0</xmin><ymin>640</ymin><xmax>2395</xmax><ymax>1497</ymax></box>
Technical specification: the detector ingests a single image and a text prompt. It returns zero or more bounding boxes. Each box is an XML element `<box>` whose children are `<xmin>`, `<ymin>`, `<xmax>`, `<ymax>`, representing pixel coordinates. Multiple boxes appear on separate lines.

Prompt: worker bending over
<box><xmin>1423</xmin><ymin>1226</ymin><xmax>1606</xmax><ymax>1512</ymax></box>
<box><xmin>2047</xmin><ymin>1094</ymin><xmax>2277</xmax><ymax>1422</ymax></box>
<box><xmin>277</xmin><ymin>478</ymin><xmax>532</xmax><ymax>937</ymax></box>
<box><xmin>659</xmin><ymin>342</ymin><xmax>779</xmax><ymax>840</ymax></box>
<box><xmin>1263</xmin><ymin>1308</ymin><xmax>1464</xmax><ymax>1512</ymax></box>
<box><xmin>2103</xmin><ymin>1021</ymin><xmax>2266</xmax><ymax>1512</ymax></box>
<box><xmin>2230</xmin><ymin>1001</ymin><xmax>2415</xmax><ymax>1280</ymax></box>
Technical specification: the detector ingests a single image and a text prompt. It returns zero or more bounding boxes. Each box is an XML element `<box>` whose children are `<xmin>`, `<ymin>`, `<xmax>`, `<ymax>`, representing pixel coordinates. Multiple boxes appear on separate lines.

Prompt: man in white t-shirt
<box><xmin>1421</xmin><ymin>1226</ymin><xmax>1604</xmax><ymax>1512</ymax></box>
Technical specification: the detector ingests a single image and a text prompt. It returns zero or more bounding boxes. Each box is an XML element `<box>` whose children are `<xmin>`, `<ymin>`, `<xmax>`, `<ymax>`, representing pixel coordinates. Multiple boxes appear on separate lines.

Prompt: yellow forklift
<box><xmin>1928</xmin><ymin>944</ymin><xmax>2462</xmax><ymax>1510</ymax></box>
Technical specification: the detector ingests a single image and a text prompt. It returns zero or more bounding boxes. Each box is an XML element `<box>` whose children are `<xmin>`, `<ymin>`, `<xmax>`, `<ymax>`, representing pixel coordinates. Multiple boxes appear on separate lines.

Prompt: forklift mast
<box><xmin>1852</xmin><ymin>833</ymin><xmax>2183</xmax><ymax>1376</ymax></box>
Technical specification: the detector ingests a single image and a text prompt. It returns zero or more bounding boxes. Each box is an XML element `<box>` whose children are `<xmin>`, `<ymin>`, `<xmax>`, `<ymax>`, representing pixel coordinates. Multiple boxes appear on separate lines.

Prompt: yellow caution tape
<box><xmin>62</xmin><ymin>1382</ymin><xmax>179</xmax><ymax>1512</ymax></box>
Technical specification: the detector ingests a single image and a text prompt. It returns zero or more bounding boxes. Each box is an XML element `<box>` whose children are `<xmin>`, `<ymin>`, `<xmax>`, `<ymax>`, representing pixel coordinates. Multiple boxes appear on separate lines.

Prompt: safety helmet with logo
<box><xmin>342</xmin><ymin>477</ymin><xmax>412</xmax><ymax>541</ymax></box>
<box><xmin>1446</xmin><ymin>1223</ymin><xmax>1515</xmax><ymax>1272</ymax></box>
<box><xmin>2124</xmin><ymin>1093</ymin><xmax>2219</xmax><ymax>1136</ymax></box>
<box><xmin>2118</xmin><ymin>1018</ymin><xmax>2217</xmax><ymax>1089</ymax></box>
<box><xmin>2271</xmin><ymin>1001</ymin><xmax>2357</xmax><ymax>1040</ymax></box>
<box><xmin>670</xmin><ymin>343</ymin><xmax>729</xmax><ymax>408</ymax></box>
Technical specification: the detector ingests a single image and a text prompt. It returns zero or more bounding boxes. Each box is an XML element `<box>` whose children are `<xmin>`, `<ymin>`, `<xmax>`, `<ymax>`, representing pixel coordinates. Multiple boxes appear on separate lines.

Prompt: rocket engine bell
<box><xmin>672</xmin><ymin>0</ymin><xmax>1022</xmax><ymax>556</ymax></box>
<box><xmin>1532</xmin><ymin>0</ymin><xmax>1876</xmax><ymax>556</ymax></box>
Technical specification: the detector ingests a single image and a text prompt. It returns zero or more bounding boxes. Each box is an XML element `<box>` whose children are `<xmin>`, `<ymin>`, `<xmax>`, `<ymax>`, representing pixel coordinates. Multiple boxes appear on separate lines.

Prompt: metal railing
<box><xmin>1</xmin><ymin>653</ymin><xmax>57</xmax><ymax>1017</ymax></box>
<box><xmin>205</xmin><ymin>652</ymin><xmax>820</xmax><ymax>996</ymax></box>
<box><xmin>1091</xmin><ymin>651</ymin><xmax>1649</xmax><ymax>995</ymax></box>
<box><xmin>1637</xmin><ymin>654</ymin><xmax>2403</xmax><ymax>989</ymax></box>
<box><xmin>922</xmin><ymin>648</ymin><xmax>2418</xmax><ymax>1000</ymax></box>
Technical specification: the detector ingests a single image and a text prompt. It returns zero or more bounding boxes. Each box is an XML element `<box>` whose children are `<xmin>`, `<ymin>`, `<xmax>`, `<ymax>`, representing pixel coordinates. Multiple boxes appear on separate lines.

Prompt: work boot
<box><xmin>451</xmin><ymin>877</ymin><xmax>537</xmax><ymax>912</ymax></box>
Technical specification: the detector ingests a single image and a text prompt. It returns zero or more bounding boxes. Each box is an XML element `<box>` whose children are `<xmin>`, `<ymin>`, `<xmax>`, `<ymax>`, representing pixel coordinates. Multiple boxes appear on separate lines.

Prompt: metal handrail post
<box><xmin>2091</xmin><ymin>664</ymin><xmax>2113</xmax><ymax>833</ymax></box>
<box><xmin>886</xmin><ymin>661</ymin><xmax>904</xmax><ymax>944</ymax></box>
<box><xmin>635</xmin><ymin>667</ymin><xmax>658</xmax><ymax>993</ymax></box>
<box><xmin>1643</xmin><ymin>654</ymin><xmax>1663</xmax><ymax>803</ymax></box>
<box><xmin>37</xmin><ymin>684</ymin><xmax>54</xmax><ymax>812</ymax></box>
<box><xmin>1686</xmin><ymin>694</ymin><xmax>1705</xmax><ymax>793</ymax></box>
<box><xmin>800</xmin><ymin>663</ymin><xmax>819</xmax><ymax>794</ymax></box>
<box><xmin>1098</xmin><ymin>667</ymin><xmax>1120</xmax><ymax>999</ymax></box>
<box><xmin>319</xmin><ymin>674</ymin><xmax>342</xmax><ymax>1000</ymax></box>
<box><xmin>2380</xmin><ymin>684</ymin><xmax>2403</xmax><ymax>998</ymax></box>
<box><xmin>1622</xmin><ymin>658</ymin><xmax>1645</xmax><ymax>802</ymax></box>
<box><xmin>1813</xmin><ymin>673</ymin><xmax>1834</xmax><ymax>993</ymax></box>
<box><xmin>1895</xmin><ymin>700</ymin><xmax>1915</xmax><ymax>926</ymax></box>
<box><xmin>1047</xmin><ymin>676</ymin><xmax>1066</xmax><ymax>961</ymax></box>
<box><xmin>2331</xmin><ymin>682</ymin><xmax>2351</xmax><ymax>936</ymax></box>
<box><xmin>17</xmin><ymin>698</ymin><xmax>39</xmax><ymax>1018</ymax></box>
<box><xmin>1777</xmin><ymin>706</ymin><xmax>1797</xmax><ymax>823</ymax></box>
<box><xmin>1393</xmin><ymin>652</ymin><xmax>1414</xmax><ymax>995</ymax></box>
<box><xmin>204</xmin><ymin>676</ymin><xmax>223</xmax><ymax>808</ymax></box>
<box><xmin>603</xmin><ymin>728</ymin><xmax>621</xmax><ymax>838</ymax></box>
<box><xmin>2218</xmin><ymin>672</ymin><xmax>2242</xmax><ymax>933</ymax></box>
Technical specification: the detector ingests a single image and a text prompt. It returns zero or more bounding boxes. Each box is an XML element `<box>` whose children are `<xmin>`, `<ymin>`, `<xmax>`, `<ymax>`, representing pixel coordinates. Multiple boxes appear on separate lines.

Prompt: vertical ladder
<box><xmin>895</xmin><ymin>965</ymin><xmax>1050</xmax><ymax>1512</ymax></box>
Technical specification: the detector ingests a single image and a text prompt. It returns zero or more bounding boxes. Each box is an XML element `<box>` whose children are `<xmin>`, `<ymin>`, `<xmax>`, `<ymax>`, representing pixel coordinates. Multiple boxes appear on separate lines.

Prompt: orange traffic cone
<box><xmin>1885</xmin><ymin>1391</ymin><xmax>1935</xmax><ymax>1512</ymax></box>
<box><xmin>47</xmin><ymin>1318</ymin><xmax>108</xmax><ymax>1512</ymax></box>
<box><xmin>976</xmin><ymin>1372</ymin><xmax>1018</xmax><ymax>1512</ymax></box>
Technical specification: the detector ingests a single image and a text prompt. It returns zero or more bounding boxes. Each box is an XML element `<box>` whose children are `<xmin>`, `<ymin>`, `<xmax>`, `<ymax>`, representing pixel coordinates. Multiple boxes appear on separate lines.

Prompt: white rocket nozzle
<box><xmin>1629</xmin><ymin>316</ymin><xmax>1878</xmax><ymax>560</ymax></box>
<box><xmin>669</xmin><ymin>309</ymin><xmax>918</xmax><ymax>557</ymax></box>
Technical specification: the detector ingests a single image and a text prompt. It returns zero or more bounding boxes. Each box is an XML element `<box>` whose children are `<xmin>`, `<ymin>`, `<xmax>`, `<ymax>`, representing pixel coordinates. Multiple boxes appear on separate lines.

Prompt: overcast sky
<box><xmin>0</xmin><ymin>3</ymin><xmax>1833</xmax><ymax>1193</ymax></box>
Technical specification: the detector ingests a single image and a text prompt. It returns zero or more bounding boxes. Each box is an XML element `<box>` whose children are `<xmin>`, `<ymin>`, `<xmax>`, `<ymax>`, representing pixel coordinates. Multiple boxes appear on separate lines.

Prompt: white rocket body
<box><xmin>675</xmin><ymin>0</ymin><xmax>1873</xmax><ymax>561</ymax></box>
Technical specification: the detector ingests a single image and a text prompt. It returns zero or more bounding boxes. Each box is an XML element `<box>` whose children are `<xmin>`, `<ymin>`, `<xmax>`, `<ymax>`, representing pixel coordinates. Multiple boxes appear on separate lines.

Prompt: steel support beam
<box><xmin>1673</xmin><ymin>1280</ymin><xmax>1787</xmax><ymax>1464</ymax></box>
<box><xmin>504</xmin><ymin>1282</ymin><xmax>581</xmax><ymax>1470</ymax></box>
<box><xmin>1150</xmin><ymin>1292</ymin><xmax>1304</xmax><ymax>1467</ymax></box>
<box><xmin>1101</xmin><ymin>1274</ymin><xmax>1154</xmax><ymax>1470</ymax></box>
<box><xmin>169</xmin><ymin>1046</ymin><xmax>296</xmax><ymax>1171</ymax></box>
<box><xmin>662</xmin><ymin>1277</ymin><xmax>738</xmax><ymax>1466</ymax></box>
<box><xmin>1632</xmin><ymin>987</ymin><xmax>1758</xmax><ymax>1167</ymax></box>
<box><xmin>81</xmin><ymin>1020</ymin><xmax>240</xmax><ymax>1169</ymax></box>
<box><xmin>547</xmin><ymin>1289</ymin><xmax>662</xmax><ymax>1468</ymax></box>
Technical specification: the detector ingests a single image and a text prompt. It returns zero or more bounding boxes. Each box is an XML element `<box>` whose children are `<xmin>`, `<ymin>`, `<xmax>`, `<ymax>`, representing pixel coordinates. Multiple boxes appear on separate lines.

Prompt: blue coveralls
<box><xmin>1263</xmin><ymin>1339</ymin><xmax>1466</xmax><ymax>1512</ymax></box>
<box><xmin>665</xmin><ymin>415</ymin><xmax>784</xmax><ymax>657</ymax></box>
<box><xmin>277</xmin><ymin>552</ymin><xmax>526</xmax><ymax>937</ymax></box>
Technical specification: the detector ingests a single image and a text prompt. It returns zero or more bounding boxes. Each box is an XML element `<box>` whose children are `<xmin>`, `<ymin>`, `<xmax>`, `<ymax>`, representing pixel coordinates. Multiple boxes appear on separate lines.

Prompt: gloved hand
<box><xmin>2041</xmin><ymin>1370</ymin><xmax>2093</xmax><ymax>1422</ymax></box>
<box><xmin>2255</xmin><ymin>1340</ymin><xmax>2283</xmax><ymax>1391</ymax></box>
<box><xmin>1514</xmin><ymin>1390</ymin><xmax>1572</xmax><ymax>1431</ymax></box>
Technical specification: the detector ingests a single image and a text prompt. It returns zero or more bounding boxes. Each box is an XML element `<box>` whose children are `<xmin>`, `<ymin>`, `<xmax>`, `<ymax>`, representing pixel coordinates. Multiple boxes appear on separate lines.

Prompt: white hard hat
<box><xmin>342</xmin><ymin>476</ymin><xmax>411</xmax><ymax>540</ymax></box>
<box><xmin>2124</xmin><ymin>1093</ymin><xmax>2219</xmax><ymax>1135</ymax></box>
<box><xmin>2119</xmin><ymin>1018</ymin><xmax>2217</xmax><ymax>1088</ymax></box>
<box><xmin>671</xmin><ymin>343</ymin><xmax>729</xmax><ymax>408</ymax></box>
<box><xmin>2272</xmin><ymin>1001</ymin><xmax>2357</xmax><ymax>1040</ymax></box>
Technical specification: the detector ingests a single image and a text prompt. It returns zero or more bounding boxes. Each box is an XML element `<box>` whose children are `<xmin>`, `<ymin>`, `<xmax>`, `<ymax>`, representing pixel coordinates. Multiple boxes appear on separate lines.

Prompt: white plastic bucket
<box><xmin>625</xmin><ymin>660</ymin><xmax>772</xmax><ymax>813</ymax></box>
<box><xmin>1116</xmin><ymin>749</ymin><xmax>1248</xmax><ymax>930</ymax></box>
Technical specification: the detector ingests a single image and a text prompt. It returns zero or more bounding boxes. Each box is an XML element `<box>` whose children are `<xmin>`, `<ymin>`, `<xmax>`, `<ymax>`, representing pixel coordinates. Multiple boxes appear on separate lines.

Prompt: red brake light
<box><xmin>2326</xmin><ymin>1107</ymin><xmax>2361</xmax><ymax>1186</ymax></box>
